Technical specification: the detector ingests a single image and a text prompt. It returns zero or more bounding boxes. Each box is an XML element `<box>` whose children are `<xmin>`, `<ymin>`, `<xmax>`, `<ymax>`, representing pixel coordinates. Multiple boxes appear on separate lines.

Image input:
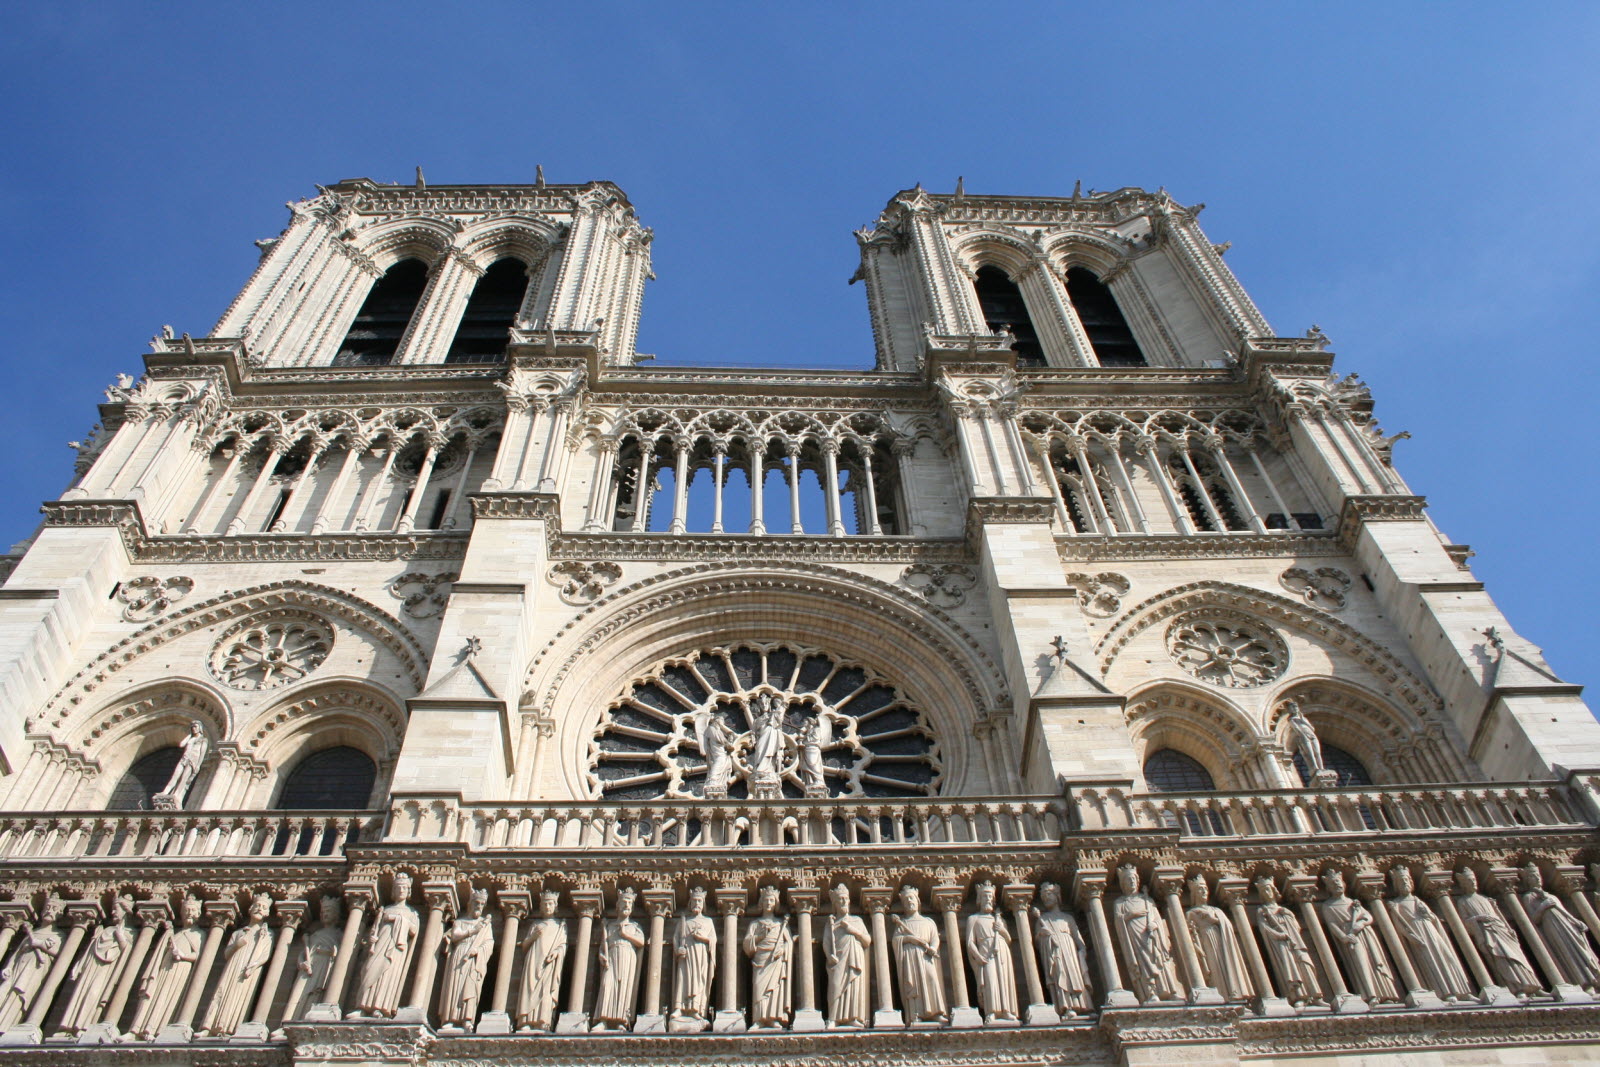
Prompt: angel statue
<box><xmin>694</xmin><ymin>711</ymin><xmax>736</xmax><ymax>798</ymax></box>
<box><xmin>798</xmin><ymin>715</ymin><xmax>831</xmax><ymax>796</ymax></box>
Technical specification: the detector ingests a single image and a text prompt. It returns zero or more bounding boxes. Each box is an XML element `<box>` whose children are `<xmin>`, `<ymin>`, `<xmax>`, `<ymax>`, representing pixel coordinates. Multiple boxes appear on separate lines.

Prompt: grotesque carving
<box><xmin>438</xmin><ymin>888</ymin><xmax>494</xmax><ymax>1033</ymax></box>
<box><xmin>823</xmin><ymin>883</ymin><xmax>871</xmax><ymax>1028</ymax></box>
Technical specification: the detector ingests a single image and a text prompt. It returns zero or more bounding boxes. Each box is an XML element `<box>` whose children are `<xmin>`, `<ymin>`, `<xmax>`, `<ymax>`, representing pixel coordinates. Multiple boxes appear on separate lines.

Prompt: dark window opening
<box><xmin>1144</xmin><ymin>748</ymin><xmax>1216</xmax><ymax>792</ymax></box>
<box><xmin>427</xmin><ymin>490</ymin><xmax>452</xmax><ymax>530</ymax></box>
<box><xmin>275</xmin><ymin>746</ymin><xmax>377</xmax><ymax>810</ymax></box>
<box><xmin>263</xmin><ymin>490</ymin><xmax>290</xmax><ymax>532</ymax></box>
<box><xmin>1065</xmin><ymin>267</ymin><xmax>1146</xmax><ymax>367</ymax></box>
<box><xmin>1293</xmin><ymin>743</ymin><xmax>1374</xmax><ymax>788</ymax></box>
<box><xmin>334</xmin><ymin>258</ymin><xmax>429</xmax><ymax>367</ymax></box>
<box><xmin>1294</xmin><ymin>512</ymin><xmax>1324</xmax><ymax>530</ymax></box>
<box><xmin>107</xmin><ymin>747</ymin><xmax>182</xmax><ymax>811</ymax></box>
<box><xmin>445</xmin><ymin>259</ymin><xmax>527</xmax><ymax>363</ymax></box>
<box><xmin>974</xmin><ymin>266</ymin><xmax>1045</xmax><ymax>367</ymax></box>
<box><xmin>1265</xmin><ymin>513</ymin><xmax>1291</xmax><ymax>530</ymax></box>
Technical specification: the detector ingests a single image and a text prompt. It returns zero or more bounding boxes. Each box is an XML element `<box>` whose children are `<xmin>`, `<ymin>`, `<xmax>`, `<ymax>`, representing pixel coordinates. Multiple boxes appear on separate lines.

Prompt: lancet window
<box><xmin>106</xmin><ymin>746</ymin><xmax>183</xmax><ymax>811</ymax></box>
<box><xmin>333</xmin><ymin>257</ymin><xmax>429</xmax><ymax>367</ymax></box>
<box><xmin>274</xmin><ymin>746</ymin><xmax>378</xmax><ymax>810</ymax></box>
<box><xmin>1064</xmin><ymin>266</ymin><xmax>1146</xmax><ymax>367</ymax></box>
<box><xmin>973</xmin><ymin>265</ymin><xmax>1046</xmax><ymax>367</ymax></box>
<box><xmin>444</xmin><ymin>258</ymin><xmax>527</xmax><ymax>364</ymax></box>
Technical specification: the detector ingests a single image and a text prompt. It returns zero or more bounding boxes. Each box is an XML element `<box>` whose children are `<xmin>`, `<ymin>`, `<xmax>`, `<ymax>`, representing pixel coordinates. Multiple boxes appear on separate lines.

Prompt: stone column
<box><xmin>0</xmin><ymin>904</ymin><xmax>96</xmax><ymax>1045</ymax></box>
<box><xmin>860</xmin><ymin>886</ymin><xmax>904</xmax><ymax>1028</ymax></box>
<box><xmin>82</xmin><ymin>901</ymin><xmax>169</xmax><ymax>1042</ymax></box>
<box><xmin>477</xmin><ymin>890</ymin><xmax>528</xmax><ymax>1036</ymax></box>
<box><xmin>159</xmin><ymin>900</ymin><xmax>238</xmax><ymax>1042</ymax></box>
<box><xmin>1420</xmin><ymin>871</ymin><xmax>1516</xmax><ymax>1006</ymax></box>
<box><xmin>1353</xmin><ymin>874</ymin><xmax>1440</xmax><ymax>1009</ymax></box>
<box><xmin>394</xmin><ymin>435</ymin><xmax>442</xmax><ymax>533</ymax></box>
<box><xmin>183</xmin><ymin>441</ymin><xmax>245</xmax><ymax>533</ymax></box>
<box><xmin>1216</xmin><ymin>878</ymin><xmax>1292</xmax><ymax>1017</ymax></box>
<box><xmin>582</xmin><ymin>438</ymin><xmax>619</xmax><ymax>532</ymax></box>
<box><xmin>787</xmin><ymin>887</ymin><xmax>825</xmax><ymax>1032</ymax></box>
<box><xmin>1003</xmin><ymin>884</ymin><xmax>1059</xmax><ymax>1025</ymax></box>
<box><xmin>308</xmin><ymin>439</ymin><xmax>366</xmax><ymax>535</ymax></box>
<box><xmin>1286</xmin><ymin>876</ymin><xmax>1366</xmax><ymax>1014</ymax></box>
<box><xmin>354</xmin><ymin>443</ymin><xmax>400</xmax><ymax>531</ymax></box>
<box><xmin>1490</xmin><ymin>868</ymin><xmax>1586</xmax><ymax>1001</ymax></box>
<box><xmin>822</xmin><ymin>440</ymin><xmax>845</xmax><ymax>536</ymax></box>
<box><xmin>1072</xmin><ymin>872</ymin><xmax>1137</xmax><ymax>1008</ymax></box>
<box><xmin>891</xmin><ymin>437</ymin><xmax>924</xmax><ymax>534</ymax></box>
<box><xmin>635</xmin><ymin>889</ymin><xmax>674</xmax><ymax>1033</ymax></box>
<box><xmin>1553</xmin><ymin>866</ymin><xmax>1600</xmax><ymax>953</ymax></box>
<box><xmin>669</xmin><ymin>437</ymin><xmax>691</xmax><ymax>534</ymax></box>
<box><xmin>238</xmin><ymin>900</ymin><xmax>306</xmax><ymax>1041</ymax></box>
<box><xmin>1154</xmin><ymin>867</ymin><xmax>1221</xmax><ymax>1006</ymax></box>
<box><xmin>225</xmin><ymin>439</ymin><xmax>285</xmax><ymax>535</ymax></box>
<box><xmin>713</xmin><ymin>888</ymin><xmax>747</xmax><ymax>1033</ymax></box>
<box><xmin>748</xmin><ymin>444</ymin><xmax>767</xmax><ymax>534</ymax></box>
<box><xmin>710</xmin><ymin>445</ymin><xmax>727</xmax><ymax>533</ymax></box>
<box><xmin>442</xmin><ymin>440</ymin><xmax>480</xmax><ymax>529</ymax></box>
<box><xmin>931</xmin><ymin>885</ymin><xmax>981</xmax><ymax>1028</ymax></box>
<box><xmin>270</xmin><ymin>439</ymin><xmax>328</xmax><ymax>532</ymax></box>
<box><xmin>307</xmin><ymin>884</ymin><xmax>373</xmax><ymax>1021</ymax></box>
<box><xmin>0</xmin><ymin>907</ymin><xmax>30</xmax><ymax>973</ymax></box>
<box><xmin>556</xmin><ymin>890</ymin><xmax>603</xmax><ymax>1033</ymax></box>
<box><xmin>399</xmin><ymin>883</ymin><xmax>455</xmax><ymax>1023</ymax></box>
<box><xmin>786</xmin><ymin>443</ymin><xmax>804</xmax><ymax>534</ymax></box>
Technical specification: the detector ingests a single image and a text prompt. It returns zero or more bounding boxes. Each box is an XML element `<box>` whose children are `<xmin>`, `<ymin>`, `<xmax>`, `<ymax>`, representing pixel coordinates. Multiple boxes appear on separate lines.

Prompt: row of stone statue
<box><xmin>0</xmin><ymin>862</ymin><xmax>1597</xmax><ymax>1043</ymax></box>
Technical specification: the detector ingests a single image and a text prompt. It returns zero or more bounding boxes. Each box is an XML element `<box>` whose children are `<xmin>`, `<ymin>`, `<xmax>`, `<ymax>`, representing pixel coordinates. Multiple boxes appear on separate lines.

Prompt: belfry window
<box><xmin>974</xmin><ymin>266</ymin><xmax>1045</xmax><ymax>367</ymax></box>
<box><xmin>1065</xmin><ymin>267</ymin><xmax>1146</xmax><ymax>367</ymax></box>
<box><xmin>445</xmin><ymin>258</ymin><xmax>527</xmax><ymax>363</ymax></box>
<box><xmin>274</xmin><ymin>746</ymin><xmax>377</xmax><ymax>809</ymax></box>
<box><xmin>334</xmin><ymin>258</ymin><xmax>429</xmax><ymax>366</ymax></box>
<box><xmin>107</xmin><ymin>746</ymin><xmax>183</xmax><ymax>810</ymax></box>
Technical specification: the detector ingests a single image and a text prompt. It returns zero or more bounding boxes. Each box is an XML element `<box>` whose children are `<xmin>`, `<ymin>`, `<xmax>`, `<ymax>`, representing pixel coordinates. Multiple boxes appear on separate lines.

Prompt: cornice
<box><xmin>549</xmin><ymin>532</ymin><xmax>969</xmax><ymax>565</ymax></box>
<box><xmin>1056</xmin><ymin>531</ymin><xmax>1343</xmax><ymax>563</ymax></box>
<box><xmin>1337</xmin><ymin>494</ymin><xmax>1429</xmax><ymax>549</ymax></box>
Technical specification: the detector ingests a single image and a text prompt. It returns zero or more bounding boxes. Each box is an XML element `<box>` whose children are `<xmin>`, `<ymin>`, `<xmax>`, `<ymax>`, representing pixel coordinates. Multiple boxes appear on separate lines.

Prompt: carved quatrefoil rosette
<box><xmin>1064</xmin><ymin>572</ymin><xmax>1131</xmax><ymax>618</ymax></box>
<box><xmin>388</xmin><ymin>571</ymin><xmax>459</xmax><ymax>619</ymax></box>
<box><xmin>548</xmin><ymin>561</ymin><xmax>624</xmax><ymax>606</ymax></box>
<box><xmin>1166</xmin><ymin>613</ymin><xmax>1287</xmax><ymax>689</ymax></box>
<box><xmin>116</xmin><ymin>575</ymin><xmax>195</xmax><ymax>622</ymax></box>
<box><xmin>1280</xmin><ymin>566</ymin><xmax>1352</xmax><ymax>610</ymax></box>
<box><xmin>900</xmin><ymin>563</ymin><xmax>976</xmax><ymax>607</ymax></box>
<box><xmin>208</xmin><ymin>614</ymin><xmax>333</xmax><ymax>690</ymax></box>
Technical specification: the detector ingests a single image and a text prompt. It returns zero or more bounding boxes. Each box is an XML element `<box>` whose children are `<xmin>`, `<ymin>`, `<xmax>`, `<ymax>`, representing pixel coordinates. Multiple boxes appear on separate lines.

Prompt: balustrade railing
<box><xmin>0</xmin><ymin>810</ymin><xmax>382</xmax><ymax>861</ymax></box>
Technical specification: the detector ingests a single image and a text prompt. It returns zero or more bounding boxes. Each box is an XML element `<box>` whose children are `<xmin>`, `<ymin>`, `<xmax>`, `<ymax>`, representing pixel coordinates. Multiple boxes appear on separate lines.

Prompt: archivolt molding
<box><xmin>71</xmin><ymin>681</ymin><xmax>232</xmax><ymax>762</ymax></box>
<box><xmin>946</xmin><ymin>227</ymin><xmax>1043</xmax><ymax>277</ymax></box>
<box><xmin>1123</xmin><ymin>682</ymin><xmax>1265</xmax><ymax>789</ymax></box>
<box><xmin>40</xmin><ymin>580</ymin><xmax>429</xmax><ymax>737</ymax></box>
<box><xmin>1264</xmin><ymin>677</ymin><xmax>1474</xmax><ymax>784</ymax></box>
<box><xmin>1095</xmin><ymin>580</ymin><xmax>1441</xmax><ymax>719</ymax></box>
<box><xmin>236</xmin><ymin>681</ymin><xmax>406</xmax><ymax>763</ymax></box>
<box><xmin>345</xmin><ymin>215</ymin><xmax>458</xmax><ymax>269</ymax></box>
<box><xmin>456</xmin><ymin>213</ymin><xmax>563</xmax><ymax>269</ymax></box>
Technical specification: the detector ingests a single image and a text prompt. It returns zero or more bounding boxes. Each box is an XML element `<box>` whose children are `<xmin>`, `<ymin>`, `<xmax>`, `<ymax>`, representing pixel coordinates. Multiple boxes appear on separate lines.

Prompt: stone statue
<box><xmin>197</xmin><ymin>893</ymin><xmax>274</xmax><ymax>1038</ymax></box>
<box><xmin>0</xmin><ymin>897</ymin><xmax>64</xmax><ymax>1028</ymax></box>
<box><xmin>822</xmin><ymin>883</ymin><xmax>871</xmax><ymax>1028</ymax></box>
<box><xmin>591</xmin><ymin>887</ymin><xmax>645</xmax><ymax>1031</ymax></box>
<box><xmin>129</xmin><ymin>894</ymin><xmax>203</xmax><ymax>1039</ymax></box>
<box><xmin>669</xmin><ymin>886</ymin><xmax>716</xmax><ymax>1031</ymax></box>
<box><xmin>1453</xmin><ymin>868</ymin><xmax>1540</xmax><ymax>994</ymax></box>
<box><xmin>438</xmin><ymin>888</ymin><xmax>494</xmax><ymax>1032</ymax></box>
<box><xmin>351</xmin><ymin>873</ymin><xmax>419</xmax><ymax>1019</ymax></box>
<box><xmin>1387</xmin><ymin>867</ymin><xmax>1471</xmax><ymax>1002</ymax></box>
<box><xmin>743</xmin><ymin>885</ymin><xmax>793</xmax><ymax>1029</ymax></box>
<box><xmin>1185</xmin><ymin>876</ymin><xmax>1252</xmax><ymax>1002</ymax></box>
<box><xmin>1253</xmin><ymin>877</ymin><xmax>1323</xmax><ymax>1007</ymax></box>
<box><xmin>697</xmin><ymin>714</ymin><xmax>735</xmax><ymax>798</ymax></box>
<box><xmin>749</xmin><ymin>693</ymin><xmax>786</xmax><ymax>779</ymax></box>
<box><xmin>1318</xmin><ymin>869</ymin><xmax>1399</xmax><ymax>1003</ymax></box>
<box><xmin>892</xmin><ymin>885</ymin><xmax>947</xmax><ymax>1024</ymax></box>
<box><xmin>965</xmin><ymin>880</ymin><xmax>1019</xmax><ymax>1022</ymax></box>
<box><xmin>1519</xmin><ymin>863</ymin><xmax>1600</xmax><ymax>991</ymax></box>
<box><xmin>798</xmin><ymin>716</ymin><xmax>828</xmax><ymax>796</ymax></box>
<box><xmin>56</xmin><ymin>895</ymin><xmax>134</xmax><ymax>1036</ymax></box>
<box><xmin>1284</xmin><ymin>701</ymin><xmax>1328</xmax><ymax>782</ymax></box>
<box><xmin>290</xmin><ymin>895</ymin><xmax>342</xmax><ymax>1019</ymax></box>
<box><xmin>1111</xmin><ymin>865</ymin><xmax>1182</xmax><ymax>1004</ymax></box>
<box><xmin>515</xmin><ymin>890</ymin><xmax>567</xmax><ymax>1032</ymax></box>
<box><xmin>153</xmin><ymin>721</ymin><xmax>209</xmax><ymax>810</ymax></box>
<box><xmin>1032</xmin><ymin>882</ymin><xmax>1092</xmax><ymax>1016</ymax></box>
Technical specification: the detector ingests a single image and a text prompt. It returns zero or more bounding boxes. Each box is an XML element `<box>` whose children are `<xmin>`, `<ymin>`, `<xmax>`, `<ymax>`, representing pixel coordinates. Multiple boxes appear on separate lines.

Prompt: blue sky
<box><xmin>2</xmin><ymin>3</ymin><xmax>1598</xmax><ymax>684</ymax></box>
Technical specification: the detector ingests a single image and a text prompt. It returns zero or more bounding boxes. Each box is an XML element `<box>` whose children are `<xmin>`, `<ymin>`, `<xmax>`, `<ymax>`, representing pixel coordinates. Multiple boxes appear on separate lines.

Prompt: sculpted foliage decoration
<box><xmin>387</xmin><ymin>571</ymin><xmax>459</xmax><ymax>619</ymax></box>
<box><xmin>1279</xmin><ymin>566</ymin><xmax>1352</xmax><ymax>610</ymax></box>
<box><xmin>900</xmin><ymin>563</ymin><xmax>976</xmax><ymax>607</ymax></box>
<box><xmin>547</xmin><ymin>561</ymin><xmax>623</xmax><ymax>606</ymax></box>
<box><xmin>116</xmin><ymin>575</ymin><xmax>195</xmax><ymax>622</ymax></box>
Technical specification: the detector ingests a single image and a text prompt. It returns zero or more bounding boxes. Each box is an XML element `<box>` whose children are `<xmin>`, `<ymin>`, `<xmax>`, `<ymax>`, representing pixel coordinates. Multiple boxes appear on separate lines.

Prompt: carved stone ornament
<box><xmin>208</xmin><ymin>614</ymin><xmax>333</xmax><ymax>690</ymax></box>
<box><xmin>1064</xmin><ymin>571</ymin><xmax>1131</xmax><ymax>618</ymax></box>
<box><xmin>547</xmin><ymin>560</ymin><xmax>623</xmax><ymax>605</ymax></box>
<box><xmin>1165</xmin><ymin>612</ymin><xmax>1287</xmax><ymax>688</ymax></box>
<box><xmin>116</xmin><ymin>574</ymin><xmax>195</xmax><ymax>622</ymax></box>
<box><xmin>387</xmin><ymin>570</ymin><xmax>459</xmax><ymax>619</ymax></box>
<box><xmin>1279</xmin><ymin>565</ymin><xmax>1352</xmax><ymax>610</ymax></box>
<box><xmin>900</xmin><ymin>563</ymin><xmax>977</xmax><ymax>607</ymax></box>
<box><xmin>589</xmin><ymin>642</ymin><xmax>942</xmax><ymax>801</ymax></box>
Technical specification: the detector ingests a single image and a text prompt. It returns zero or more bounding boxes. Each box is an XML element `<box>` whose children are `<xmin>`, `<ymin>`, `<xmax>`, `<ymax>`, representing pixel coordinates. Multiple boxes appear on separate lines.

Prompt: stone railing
<box><xmin>384</xmin><ymin>793</ymin><xmax>1068</xmax><ymax>850</ymax></box>
<box><xmin>0</xmin><ymin>809</ymin><xmax>383</xmax><ymax>862</ymax></box>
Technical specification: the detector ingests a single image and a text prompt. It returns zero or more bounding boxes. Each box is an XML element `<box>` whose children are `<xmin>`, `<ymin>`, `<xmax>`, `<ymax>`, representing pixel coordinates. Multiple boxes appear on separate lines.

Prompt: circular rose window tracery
<box><xmin>209</xmin><ymin>615</ymin><xmax>333</xmax><ymax>690</ymax></box>
<box><xmin>1166</xmin><ymin>614</ymin><xmax>1287</xmax><ymax>689</ymax></box>
<box><xmin>589</xmin><ymin>643</ymin><xmax>943</xmax><ymax>801</ymax></box>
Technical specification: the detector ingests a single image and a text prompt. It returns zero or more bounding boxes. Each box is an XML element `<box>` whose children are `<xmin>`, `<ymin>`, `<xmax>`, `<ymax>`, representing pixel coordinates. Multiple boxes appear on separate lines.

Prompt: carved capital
<box><xmin>1418</xmin><ymin>871</ymin><xmax>1456</xmax><ymax>901</ymax></box>
<box><xmin>570</xmin><ymin>889</ymin><xmax>605</xmax><ymax>920</ymax></box>
<box><xmin>714</xmin><ymin>888</ymin><xmax>747</xmax><ymax>918</ymax></box>
<box><xmin>497</xmin><ymin>890</ymin><xmax>532</xmax><ymax>922</ymax></box>
<box><xmin>1214</xmin><ymin>877</ymin><xmax>1250</xmax><ymax>908</ymax></box>
<box><xmin>1151</xmin><ymin>866</ymin><xmax>1188</xmax><ymax>900</ymax></box>
<box><xmin>342</xmin><ymin>883</ymin><xmax>379</xmax><ymax>913</ymax></box>
<box><xmin>1283</xmin><ymin>876</ymin><xmax>1320</xmax><ymax>907</ymax></box>
<box><xmin>1351</xmin><ymin>872</ymin><xmax>1386</xmax><ymax>902</ymax></box>
<box><xmin>133</xmin><ymin>901</ymin><xmax>174</xmax><ymax>929</ymax></box>
<box><xmin>274</xmin><ymin>900</ymin><xmax>310</xmax><ymax>932</ymax></box>
<box><xmin>422</xmin><ymin>882</ymin><xmax>458</xmax><ymax>917</ymax></box>
<box><xmin>640</xmin><ymin>889</ymin><xmax>676</xmax><ymax>919</ymax></box>
<box><xmin>203</xmin><ymin>901</ymin><xmax>241</xmax><ymax>929</ymax></box>
<box><xmin>1072</xmin><ymin>870</ymin><xmax>1109</xmax><ymax>908</ymax></box>
<box><xmin>930</xmin><ymin>886</ymin><xmax>966</xmax><ymax>915</ymax></box>
<box><xmin>63</xmin><ymin>902</ymin><xmax>102</xmax><ymax>929</ymax></box>
<box><xmin>1001</xmin><ymin>884</ymin><xmax>1037</xmax><ymax>913</ymax></box>
<box><xmin>859</xmin><ymin>886</ymin><xmax>895</xmax><ymax>915</ymax></box>
<box><xmin>0</xmin><ymin>903</ymin><xmax>33</xmax><ymax>931</ymax></box>
<box><xmin>786</xmin><ymin>887</ymin><xmax>822</xmax><ymax>915</ymax></box>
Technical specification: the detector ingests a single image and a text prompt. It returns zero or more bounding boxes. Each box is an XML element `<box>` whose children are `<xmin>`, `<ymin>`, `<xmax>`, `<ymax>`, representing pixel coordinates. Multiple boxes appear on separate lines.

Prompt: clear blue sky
<box><xmin>2</xmin><ymin>3</ymin><xmax>1597</xmax><ymax>684</ymax></box>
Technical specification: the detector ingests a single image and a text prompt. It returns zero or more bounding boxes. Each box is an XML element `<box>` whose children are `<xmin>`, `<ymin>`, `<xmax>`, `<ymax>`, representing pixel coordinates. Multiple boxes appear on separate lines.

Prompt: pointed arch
<box><xmin>1124</xmin><ymin>681</ymin><xmax>1268</xmax><ymax>790</ymax></box>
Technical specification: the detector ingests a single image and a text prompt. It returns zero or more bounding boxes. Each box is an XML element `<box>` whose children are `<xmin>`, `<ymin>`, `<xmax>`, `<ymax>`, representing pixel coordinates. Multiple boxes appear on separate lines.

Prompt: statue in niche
<box><xmin>1519</xmin><ymin>863</ymin><xmax>1600</xmax><ymax>991</ymax></box>
<box><xmin>438</xmin><ymin>888</ymin><xmax>494</xmax><ymax>1033</ymax></box>
<box><xmin>1111</xmin><ymin>865</ymin><xmax>1182</xmax><ymax>1004</ymax></box>
<box><xmin>351</xmin><ymin>873</ymin><xmax>419</xmax><ymax>1019</ymax></box>
<box><xmin>1032</xmin><ymin>882</ymin><xmax>1092</xmax><ymax>1017</ymax></box>
<box><xmin>822</xmin><ymin>883</ymin><xmax>871</xmax><ymax>1028</ymax></box>
<box><xmin>1387</xmin><ymin>867</ymin><xmax>1471</xmax><ymax>1002</ymax></box>
<box><xmin>0</xmin><ymin>896</ymin><xmax>63</xmax><ymax>1028</ymax></box>
<box><xmin>515</xmin><ymin>890</ymin><xmax>567</xmax><ymax>1032</ymax></box>
<box><xmin>1453</xmin><ymin>868</ymin><xmax>1540</xmax><ymax>994</ymax></box>
<box><xmin>290</xmin><ymin>895</ymin><xmax>342</xmax><ymax>1019</ymax></box>
<box><xmin>798</xmin><ymin>716</ymin><xmax>829</xmax><ymax>796</ymax></box>
<box><xmin>128</xmin><ymin>894</ymin><xmax>203</xmax><ymax>1039</ymax></box>
<box><xmin>1253</xmin><ymin>877</ymin><xmax>1323</xmax><ymax>1008</ymax></box>
<box><xmin>153</xmin><ymin>721</ymin><xmax>209</xmax><ymax>810</ymax></box>
<box><xmin>696</xmin><ymin>713</ymin><xmax>735</xmax><ymax>798</ymax></box>
<box><xmin>56</xmin><ymin>895</ymin><xmax>135</xmax><ymax>1036</ymax></box>
<box><xmin>1318</xmin><ymin>869</ymin><xmax>1399</xmax><ymax>1003</ymax></box>
<box><xmin>1284</xmin><ymin>701</ymin><xmax>1332</xmax><ymax>784</ymax></box>
<box><xmin>965</xmin><ymin>880</ymin><xmax>1019</xmax><ymax>1022</ymax></box>
<box><xmin>749</xmin><ymin>693</ymin><xmax>786</xmax><ymax>780</ymax></box>
<box><xmin>669</xmin><ymin>886</ymin><xmax>717</xmax><ymax>1031</ymax></box>
<box><xmin>591</xmin><ymin>887</ymin><xmax>645</xmax><ymax>1031</ymax></box>
<box><xmin>1185</xmin><ymin>876</ymin><xmax>1252</xmax><ymax>1002</ymax></box>
<box><xmin>197</xmin><ymin>893</ymin><xmax>274</xmax><ymax>1038</ymax></box>
<box><xmin>892</xmin><ymin>885</ymin><xmax>947</xmax><ymax>1024</ymax></box>
<box><xmin>743</xmin><ymin>885</ymin><xmax>793</xmax><ymax>1029</ymax></box>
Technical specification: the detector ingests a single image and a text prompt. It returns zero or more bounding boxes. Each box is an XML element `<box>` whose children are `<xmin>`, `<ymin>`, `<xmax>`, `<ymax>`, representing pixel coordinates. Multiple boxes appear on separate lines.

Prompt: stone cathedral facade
<box><xmin>0</xmin><ymin>176</ymin><xmax>1595</xmax><ymax>1066</ymax></box>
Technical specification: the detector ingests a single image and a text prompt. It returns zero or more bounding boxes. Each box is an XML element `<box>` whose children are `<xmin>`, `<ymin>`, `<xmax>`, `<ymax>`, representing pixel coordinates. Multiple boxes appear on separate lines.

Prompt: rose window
<box><xmin>589</xmin><ymin>643</ymin><xmax>942</xmax><ymax>801</ymax></box>
<box><xmin>209</xmin><ymin>615</ymin><xmax>333</xmax><ymax>690</ymax></box>
<box><xmin>1166</xmin><ymin>614</ymin><xmax>1287</xmax><ymax>688</ymax></box>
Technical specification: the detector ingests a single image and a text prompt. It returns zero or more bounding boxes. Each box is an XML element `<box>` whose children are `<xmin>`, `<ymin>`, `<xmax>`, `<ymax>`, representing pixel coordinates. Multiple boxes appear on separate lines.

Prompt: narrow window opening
<box><xmin>445</xmin><ymin>258</ymin><xmax>527</xmax><ymax>364</ymax></box>
<box><xmin>1065</xmin><ymin>267</ymin><xmax>1146</xmax><ymax>367</ymax></box>
<box><xmin>334</xmin><ymin>257</ymin><xmax>429</xmax><ymax>367</ymax></box>
<box><xmin>974</xmin><ymin>266</ymin><xmax>1046</xmax><ymax>367</ymax></box>
<box><xmin>1293</xmin><ymin>512</ymin><xmax>1324</xmax><ymax>530</ymax></box>
<box><xmin>262</xmin><ymin>490</ymin><xmax>291</xmax><ymax>533</ymax></box>
<box><xmin>427</xmin><ymin>490</ymin><xmax>452</xmax><ymax>530</ymax></box>
<box><xmin>108</xmin><ymin>581</ymin><xmax>121</xmax><ymax>600</ymax></box>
